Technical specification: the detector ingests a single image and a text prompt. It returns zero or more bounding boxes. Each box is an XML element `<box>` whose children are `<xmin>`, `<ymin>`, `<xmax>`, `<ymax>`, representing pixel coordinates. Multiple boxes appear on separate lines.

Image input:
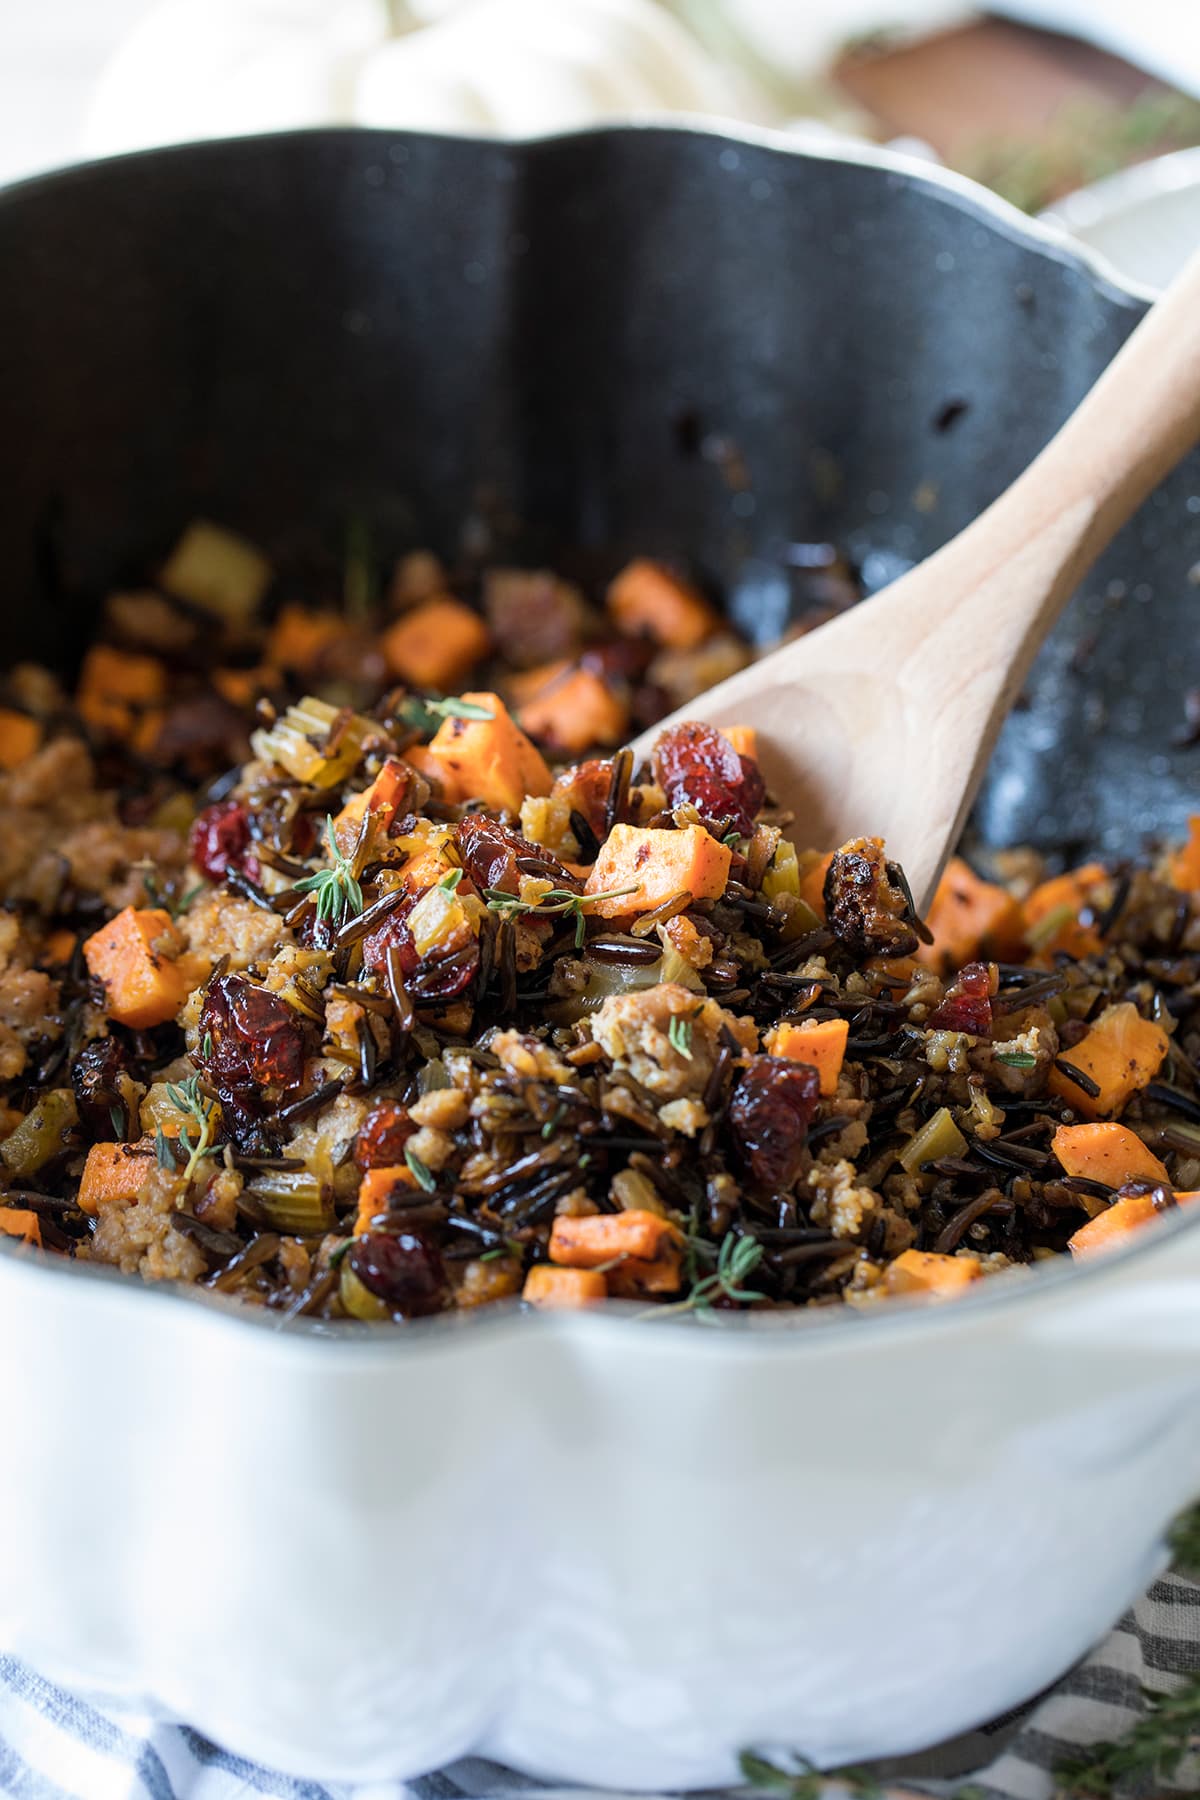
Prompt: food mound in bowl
<box><xmin>0</xmin><ymin>521</ymin><xmax>1197</xmax><ymax>1323</ymax></box>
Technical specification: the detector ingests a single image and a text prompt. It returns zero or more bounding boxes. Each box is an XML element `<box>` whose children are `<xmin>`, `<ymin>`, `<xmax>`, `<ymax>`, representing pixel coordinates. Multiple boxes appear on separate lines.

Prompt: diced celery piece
<box><xmin>0</xmin><ymin>1089</ymin><xmax>78</xmax><ymax>1177</ymax></box>
<box><xmin>160</xmin><ymin>520</ymin><xmax>272</xmax><ymax>621</ymax></box>
<box><xmin>251</xmin><ymin>696</ymin><xmax>372</xmax><ymax>788</ymax></box>
<box><xmin>898</xmin><ymin>1106</ymin><xmax>967</xmax><ymax>1175</ymax></box>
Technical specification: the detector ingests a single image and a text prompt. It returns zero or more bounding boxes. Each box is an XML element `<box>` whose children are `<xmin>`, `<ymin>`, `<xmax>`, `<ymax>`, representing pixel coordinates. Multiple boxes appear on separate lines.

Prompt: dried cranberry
<box><xmin>580</xmin><ymin>638</ymin><xmax>655</xmax><ymax>685</ymax></box>
<box><xmin>554</xmin><ymin>758</ymin><xmax>616</xmax><ymax>840</ymax></box>
<box><xmin>72</xmin><ymin>1036</ymin><xmax>129</xmax><ymax>1140</ymax></box>
<box><xmin>361</xmin><ymin>895</ymin><xmax>480</xmax><ymax>1001</ymax></box>
<box><xmin>928</xmin><ymin>961</ymin><xmax>993</xmax><ymax>1036</ymax></box>
<box><xmin>728</xmin><ymin>1056</ymin><xmax>820</xmax><ymax>1190</ymax></box>
<box><xmin>190</xmin><ymin>800</ymin><xmax>258</xmax><ymax>883</ymax></box>
<box><xmin>824</xmin><ymin>838</ymin><xmax>919</xmax><ymax>958</ymax></box>
<box><xmin>199</xmin><ymin>973</ymin><xmax>308</xmax><ymax>1092</ymax></box>
<box><xmin>354</xmin><ymin>1100</ymin><xmax>415</xmax><ymax>1169</ymax></box>
<box><xmin>350</xmin><ymin>1229</ymin><xmax>447</xmax><ymax>1316</ymax></box>
<box><xmin>455</xmin><ymin>814</ymin><xmax>579</xmax><ymax>898</ymax></box>
<box><xmin>652</xmin><ymin>720</ymin><xmax>765</xmax><ymax>836</ymax></box>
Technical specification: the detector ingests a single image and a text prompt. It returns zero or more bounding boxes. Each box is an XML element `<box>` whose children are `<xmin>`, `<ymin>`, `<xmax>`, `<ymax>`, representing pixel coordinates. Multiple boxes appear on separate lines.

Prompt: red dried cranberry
<box><xmin>361</xmin><ymin>894</ymin><xmax>480</xmax><ymax>1001</ymax></box>
<box><xmin>354</xmin><ymin>1100</ymin><xmax>416</xmax><ymax>1169</ymax></box>
<box><xmin>557</xmin><ymin>758</ymin><xmax>616</xmax><ymax>839</ymax></box>
<box><xmin>72</xmin><ymin>1036</ymin><xmax>130</xmax><ymax>1140</ymax></box>
<box><xmin>652</xmin><ymin>720</ymin><xmax>765</xmax><ymax>836</ymax></box>
<box><xmin>824</xmin><ymin>838</ymin><xmax>919</xmax><ymax>958</ymax></box>
<box><xmin>928</xmin><ymin>961</ymin><xmax>993</xmax><ymax>1036</ymax></box>
<box><xmin>189</xmin><ymin>800</ymin><xmax>259</xmax><ymax>883</ymax></box>
<box><xmin>199</xmin><ymin>973</ymin><xmax>308</xmax><ymax>1091</ymax></box>
<box><xmin>350</xmin><ymin>1228</ymin><xmax>447</xmax><ymax>1316</ymax></box>
<box><xmin>728</xmin><ymin>1056</ymin><xmax>821</xmax><ymax>1190</ymax></box>
<box><xmin>580</xmin><ymin>639</ymin><xmax>655</xmax><ymax>684</ymax></box>
<box><xmin>455</xmin><ymin>814</ymin><xmax>579</xmax><ymax>898</ymax></box>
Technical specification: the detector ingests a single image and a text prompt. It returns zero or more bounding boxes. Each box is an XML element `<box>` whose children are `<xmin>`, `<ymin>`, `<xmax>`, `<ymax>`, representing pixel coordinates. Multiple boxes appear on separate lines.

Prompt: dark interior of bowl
<box><xmin>0</xmin><ymin>126</ymin><xmax>1196</xmax><ymax>859</ymax></box>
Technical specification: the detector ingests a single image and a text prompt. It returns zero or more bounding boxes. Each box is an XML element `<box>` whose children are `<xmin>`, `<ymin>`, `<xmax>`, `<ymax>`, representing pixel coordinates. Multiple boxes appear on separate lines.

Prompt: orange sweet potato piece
<box><xmin>1046</xmin><ymin>1002</ymin><xmax>1169</xmax><ymax>1119</ymax></box>
<box><xmin>213</xmin><ymin>665</ymin><xmax>278</xmax><ymax>709</ymax></box>
<box><xmin>507</xmin><ymin>659</ymin><xmax>571</xmax><ymax>709</ymax></box>
<box><xmin>354</xmin><ymin>1164</ymin><xmax>417</xmax><ymax>1236</ymax></box>
<box><xmin>78</xmin><ymin>1139</ymin><xmax>158</xmax><ymax>1215</ymax></box>
<box><xmin>381</xmin><ymin>597</ymin><xmax>490</xmax><ymax>690</ymax></box>
<box><xmin>764</xmin><ymin>1017</ymin><xmax>849</xmax><ymax>1097</ymax></box>
<box><xmin>333</xmin><ymin>757</ymin><xmax>413</xmax><ymax>856</ymax></box>
<box><xmin>1052</xmin><ymin>1122</ymin><xmax>1169</xmax><ymax>1187</ymax></box>
<box><xmin>266</xmin><ymin>605</ymin><xmax>342</xmax><ymax>672</ymax></box>
<box><xmin>720</xmin><ymin>724</ymin><xmax>758</xmax><ymax>759</ymax></box>
<box><xmin>517</xmin><ymin>667</ymin><xmax>629</xmax><ymax>753</ymax></box>
<box><xmin>76</xmin><ymin>645</ymin><xmax>167</xmax><ymax>739</ymax></box>
<box><xmin>883</xmin><ymin>1249</ymin><xmax>982</xmax><ymax>1297</ymax></box>
<box><xmin>0</xmin><ymin>1208</ymin><xmax>42</xmax><ymax>1248</ymax></box>
<box><xmin>550</xmin><ymin>1209</ymin><xmax>683</xmax><ymax>1294</ymax></box>
<box><xmin>585</xmin><ymin>824</ymin><xmax>731</xmax><ymax>918</ymax></box>
<box><xmin>1069</xmin><ymin>1188</ymin><xmax>1200</xmax><ymax>1259</ymax></box>
<box><xmin>523</xmin><ymin>1264</ymin><xmax>607</xmax><ymax>1308</ymax></box>
<box><xmin>607</xmin><ymin>558</ymin><xmax>719</xmax><ymax>650</ymax></box>
<box><xmin>1169</xmin><ymin>816</ymin><xmax>1200</xmax><ymax>891</ymax></box>
<box><xmin>426</xmin><ymin>692</ymin><xmax>552</xmax><ymax>814</ymax></box>
<box><xmin>1022</xmin><ymin>862</ymin><xmax>1108</xmax><ymax>959</ymax></box>
<box><xmin>917</xmin><ymin>856</ymin><xmax>1025</xmax><ymax>973</ymax></box>
<box><xmin>0</xmin><ymin>708</ymin><xmax>42</xmax><ymax>771</ymax></box>
<box><xmin>83</xmin><ymin>907</ymin><xmax>209</xmax><ymax>1030</ymax></box>
<box><xmin>797</xmin><ymin>850</ymin><xmax>834</xmax><ymax>920</ymax></box>
<box><xmin>39</xmin><ymin>929</ymin><xmax>77</xmax><ymax>968</ymax></box>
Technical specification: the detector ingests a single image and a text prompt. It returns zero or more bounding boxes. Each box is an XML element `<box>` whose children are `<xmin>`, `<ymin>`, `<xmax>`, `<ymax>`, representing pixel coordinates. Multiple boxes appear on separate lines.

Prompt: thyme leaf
<box><xmin>293</xmin><ymin>817</ymin><xmax>364</xmax><ymax>927</ymax></box>
<box><xmin>404</xmin><ymin>1145</ymin><xmax>436</xmax><ymax>1193</ymax></box>
<box><xmin>395</xmin><ymin>694</ymin><xmax>494</xmax><ymax>737</ymax></box>
<box><xmin>994</xmin><ymin>1051</ymin><xmax>1037</xmax><ymax>1069</ymax></box>
<box><xmin>164</xmin><ymin>1074</ymin><xmax>220</xmax><ymax>1182</ymax></box>
<box><xmin>667</xmin><ymin>1014</ymin><xmax>694</xmax><ymax>1061</ymax></box>
<box><xmin>483</xmin><ymin>884</ymin><xmax>639</xmax><ymax>949</ymax></box>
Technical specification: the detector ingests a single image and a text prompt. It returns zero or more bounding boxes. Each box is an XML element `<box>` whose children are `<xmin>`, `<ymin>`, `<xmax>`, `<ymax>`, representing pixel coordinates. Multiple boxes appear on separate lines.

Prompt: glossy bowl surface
<box><xmin>1</xmin><ymin>125</ymin><xmax>1199</xmax><ymax>1787</ymax></box>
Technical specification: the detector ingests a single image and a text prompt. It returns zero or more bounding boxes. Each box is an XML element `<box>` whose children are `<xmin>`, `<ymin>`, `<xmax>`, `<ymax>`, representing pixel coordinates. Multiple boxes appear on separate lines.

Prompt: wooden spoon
<box><xmin>630</xmin><ymin>246</ymin><xmax>1200</xmax><ymax>908</ymax></box>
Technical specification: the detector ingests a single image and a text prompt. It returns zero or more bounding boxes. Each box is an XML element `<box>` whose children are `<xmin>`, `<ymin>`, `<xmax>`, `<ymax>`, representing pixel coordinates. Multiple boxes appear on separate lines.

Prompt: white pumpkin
<box><xmin>82</xmin><ymin>0</ymin><xmax>756</xmax><ymax>160</ymax></box>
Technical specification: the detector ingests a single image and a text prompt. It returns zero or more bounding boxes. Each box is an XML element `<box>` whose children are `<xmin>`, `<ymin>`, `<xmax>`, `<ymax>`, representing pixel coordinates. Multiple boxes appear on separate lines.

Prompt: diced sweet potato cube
<box><xmin>77</xmin><ymin>645</ymin><xmax>167</xmax><ymax>739</ymax></box>
<box><xmin>883</xmin><ymin>1249</ymin><xmax>982</xmax><ymax>1297</ymax></box>
<box><xmin>1052</xmin><ymin>1122</ymin><xmax>1169</xmax><ymax>1188</ymax></box>
<box><xmin>585</xmin><ymin>824</ymin><xmax>731</xmax><ymax>918</ymax></box>
<box><xmin>354</xmin><ymin>1164</ymin><xmax>418</xmax><ymax>1236</ymax></box>
<box><xmin>1022</xmin><ymin>863</ymin><xmax>1108</xmax><ymax>959</ymax></box>
<box><xmin>607</xmin><ymin>558</ymin><xmax>718</xmax><ymax>650</ymax></box>
<box><xmin>1169</xmin><ymin>816</ymin><xmax>1200</xmax><ymax>891</ymax></box>
<box><xmin>720</xmin><ymin>724</ymin><xmax>757</xmax><ymax>759</ymax></box>
<box><xmin>764</xmin><ymin>1017</ymin><xmax>849</xmax><ymax>1097</ymax></box>
<box><xmin>426</xmin><ymin>692</ymin><xmax>552</xmax><ymax>814</ymax></box>
<box><xmin>333</xmin><ymin>757</ymin><xmax>414</xmax><ymax>856</ymax></box>
<box><xmin>523</xmin><ymin>1265</ymin><xmax>607</xmax><ymax>1308</ymax></box>
<box><xmin>0</xmin><ymin>1208</ymin><xmax>42</xmax><ymax>1248</ymax></box>
<box><xmin>551</xmin><ymin>1210</ymin><xmax>684</xmax><ymax>1296</ymax></box>
<box><xmin>78</xmin><ymin>1139</ymin><xmax>158</xmax><ymax>1215</ymax></box>
<box><xmin>917</xmin><ymin>856</ymin><xmax>1025</xmax><ymax>973</ymax></box>
<box><xmin>517</xmin><ymin>667</ymin><xmax>629</xmax><ymax>753</ymax></box>
<box><xmin>381</xmin><ymin>597</ymin><xmax>490</xmax><ymax>690</ymax></box>
<box><xmin>83</xmin><ymin>907</ymin><xmax>209</xmax><ymax>1029</ymax></box>
<box><xmin>1069</xmin><ymin>1188</ymin><xmax>1200</xmax><ymax>1259</ymax></box>
<box><xmin>266</xmin><ymin>605</ymin><xmax>342</xmax><ymax>672</ymax></box>
<box><xmin>1046</xmin><ymin>1002</ymin><xmax>1169</xmax><ymax>1119</ymax></box>
<box><xmin>797</xmin><ymin>850</ymin><xmax>834</xmax><ymax>920</ymax></box>
<box><xmin>0</xmin><ymin>708</ymin><xmax>42</xmax><ymax>771</ymax></box>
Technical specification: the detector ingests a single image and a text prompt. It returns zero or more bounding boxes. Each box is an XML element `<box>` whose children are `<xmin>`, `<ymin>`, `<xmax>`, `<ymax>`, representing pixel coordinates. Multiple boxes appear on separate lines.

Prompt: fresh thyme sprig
<box><xmin>135</xmin><ymin>865</ymin><xmax>205</xmax><ymax>919</ymax></box>
<box><xmin>994</xmin><ymin>1051</ymin><xmax>1037</xmax><ymax>1070</ymax></box>
<box><xmin>483</xmin><ymin>884</ymin><xmax>639</xmax><ymax>949</ymax></box>
<box><xmin>1054</xmin><ymin>1678</ymin><xmax>1200</xmax><ymax>1797</ymax></box>
<box><xmin>652</xmin><ymin>1230</ymin><xmax>766</xmax><ymax>1319</ymax></box>
<box><xmin>293</xmin><ymin>817</ymin><xmax>364</xmax><ymax>926</ymax></box>
<box><xmin>395</xmin><ymin>694</ymin><xmax>494</xmax><ymax>737</ymax></box>
<box><xmin>164</xmin><ymin>1074</ymin><xmax>220</xmax><ymax>1183</ymax></box>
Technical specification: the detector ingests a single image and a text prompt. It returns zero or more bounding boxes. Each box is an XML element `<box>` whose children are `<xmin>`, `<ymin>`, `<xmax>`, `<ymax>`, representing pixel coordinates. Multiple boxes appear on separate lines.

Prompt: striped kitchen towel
<box><xmin>0</xmin><ymin>1570</ymin><xmax>1196</xmax><ymax>1800</ymax></box>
